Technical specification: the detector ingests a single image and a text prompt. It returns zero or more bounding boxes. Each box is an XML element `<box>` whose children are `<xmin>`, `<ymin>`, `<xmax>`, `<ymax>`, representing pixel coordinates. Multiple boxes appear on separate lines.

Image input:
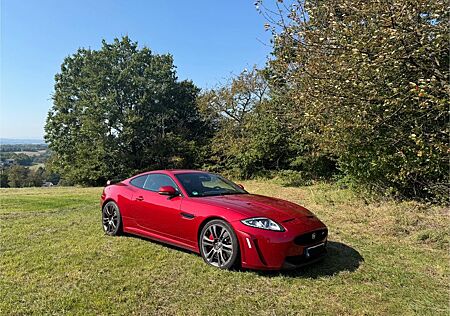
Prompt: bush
<box><xmin>273</xmin><ymin>170</ymin><xmax>313</xmax><ymax>187</ymax></box>
<box><xmin>260</xmin><ymin>0</ymin><xmax>449</xmax><ymax>202</ymax></box>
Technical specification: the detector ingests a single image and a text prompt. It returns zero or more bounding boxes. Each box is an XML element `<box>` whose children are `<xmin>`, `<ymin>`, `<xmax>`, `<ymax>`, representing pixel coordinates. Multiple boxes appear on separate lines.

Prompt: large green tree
<box><xmin>197</xmin><ymin>67</ymin><xmax>277</xmax><ymax>177</ymax></box>
<box><xmin>199</xmin><ymin>67</ymin><xmax>335</xmax><ymax>180</ymax></box>
<box><xmin>260</xmin><ymin>0</ymin><xmax>449</xmax><ymax>201</ymax></box>
<box><xmin>45</xmin><ymin>37</ymin><xmax>207</xmax><ymax>185</ymax></box>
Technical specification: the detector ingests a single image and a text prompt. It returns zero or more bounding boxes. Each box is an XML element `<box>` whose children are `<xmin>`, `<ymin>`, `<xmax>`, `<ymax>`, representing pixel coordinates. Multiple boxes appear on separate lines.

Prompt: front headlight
<box><xmin>241</xmin><ymin>217</ymin><xmax>284</xmax><ymax>232</ymax></box>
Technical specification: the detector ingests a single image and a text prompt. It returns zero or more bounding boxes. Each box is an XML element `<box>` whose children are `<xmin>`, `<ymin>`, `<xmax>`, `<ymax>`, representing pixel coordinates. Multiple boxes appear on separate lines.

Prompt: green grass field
<box><xmin>1</xmin><ymin>182</ymin><xmax>448</xmax><ymax>315</ymax></box>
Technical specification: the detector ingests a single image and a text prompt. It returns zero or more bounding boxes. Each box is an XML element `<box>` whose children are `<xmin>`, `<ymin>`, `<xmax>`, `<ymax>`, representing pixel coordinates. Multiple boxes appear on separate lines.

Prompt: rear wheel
<box><xmin>102</xmin><ymin>201</ymin><xmax>122</xmax><ymax>236</ymax></box>
<box><xmin>199</xmin><ymin>219</ymin><xmax>239</xmax><ymax>269</ymax></box>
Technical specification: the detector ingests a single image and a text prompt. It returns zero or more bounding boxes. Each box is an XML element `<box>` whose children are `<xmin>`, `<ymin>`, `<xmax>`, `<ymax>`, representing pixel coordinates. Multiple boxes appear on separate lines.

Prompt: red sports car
<box><xmin>100</xmin><ymin>170</ymin><xmax>328</xmax><ymax>270</ymax></box>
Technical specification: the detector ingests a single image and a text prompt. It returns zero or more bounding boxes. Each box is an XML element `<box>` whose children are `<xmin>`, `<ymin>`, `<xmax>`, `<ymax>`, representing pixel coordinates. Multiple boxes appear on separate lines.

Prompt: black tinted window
<box><xmin>143</xmin><ymin>174</ymin><xmax>178</xmax><ymax>192</ymax></box>
<box><xmin>130</xmin><ymin>175</ymin><xmax>148</xmax><ymax>188</ymax></box>
<box><xmin>175</xmin><ymin>172</ymin><xmax>246</xmax><ymax>197</ymax></box>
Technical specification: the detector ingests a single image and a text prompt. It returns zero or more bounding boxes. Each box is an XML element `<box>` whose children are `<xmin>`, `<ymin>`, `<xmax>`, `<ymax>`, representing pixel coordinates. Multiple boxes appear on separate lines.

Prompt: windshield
<box><xmin>175</xmin><ymin>172</ymin><xmax>247</xmax><ymax>197</ymax></box>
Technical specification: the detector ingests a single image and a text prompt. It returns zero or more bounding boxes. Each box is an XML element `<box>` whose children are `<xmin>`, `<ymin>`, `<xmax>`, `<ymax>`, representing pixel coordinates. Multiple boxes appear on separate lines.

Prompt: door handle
<box><xmin>135</xmin><ymin>196</ymin><xmax>144</xmax><ymax>201</ymax></box>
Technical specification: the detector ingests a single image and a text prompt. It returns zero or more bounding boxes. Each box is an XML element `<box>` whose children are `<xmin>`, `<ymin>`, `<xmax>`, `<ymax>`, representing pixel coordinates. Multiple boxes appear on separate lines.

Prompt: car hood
<box><xmin>198</xmin><ymin>194</ymin><xmax>314</xmax><ymax>222</ymax></box>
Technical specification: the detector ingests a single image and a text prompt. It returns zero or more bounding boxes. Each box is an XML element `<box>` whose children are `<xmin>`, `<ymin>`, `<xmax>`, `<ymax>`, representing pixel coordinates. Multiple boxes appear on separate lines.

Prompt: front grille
<box><xmin>294</xmin><ymin>228</ymin><xmax>328</xmax><ymax>245</ymax></box>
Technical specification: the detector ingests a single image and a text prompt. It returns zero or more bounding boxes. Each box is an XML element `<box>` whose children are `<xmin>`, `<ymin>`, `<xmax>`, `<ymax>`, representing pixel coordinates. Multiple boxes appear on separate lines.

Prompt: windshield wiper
<box><xmin>218</xmin><ymin>191</ymin><xmax>246</xmax><ymax>196</ymax></box>
<box><xmin>194</xmin><ymin>190</ymin><xmax>247</xmax><ymax>197</ymax></box>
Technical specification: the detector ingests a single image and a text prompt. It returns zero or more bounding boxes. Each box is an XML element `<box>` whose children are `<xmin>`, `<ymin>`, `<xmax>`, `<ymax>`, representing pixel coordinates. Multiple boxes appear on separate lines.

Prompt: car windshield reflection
<box><xmin>175</xmin><ymin>172</ymin><xmax>247</xmax><ymax>197</ymax></box>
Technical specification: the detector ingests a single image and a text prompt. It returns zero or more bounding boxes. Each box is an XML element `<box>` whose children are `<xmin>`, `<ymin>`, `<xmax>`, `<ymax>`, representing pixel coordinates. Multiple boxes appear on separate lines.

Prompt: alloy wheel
<box><xmin>102</xmin><ymin>202</ymin><xmax>120</xmax><ymax>235</ymax></box>
<box><xmin>201</xmin><ymin>223</ymin><xmax>234</xmax><ymax>267</ymax></box>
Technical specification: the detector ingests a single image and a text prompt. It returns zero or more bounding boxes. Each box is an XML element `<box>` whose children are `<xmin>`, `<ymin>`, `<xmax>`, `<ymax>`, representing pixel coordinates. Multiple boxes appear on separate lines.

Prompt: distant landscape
<box><xmin>0</xmin><ymin>138</ymin><xmax>45</xmax><ymax>145</ymax></box>
<box><xmin>0</xmin><ymin>142</ymin><xmax>58</xmax><ymax>188</ymax></box>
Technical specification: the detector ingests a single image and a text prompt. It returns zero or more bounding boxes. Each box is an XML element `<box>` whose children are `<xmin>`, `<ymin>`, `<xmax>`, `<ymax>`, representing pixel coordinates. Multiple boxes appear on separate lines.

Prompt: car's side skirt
<box><xmin>124</xmin><ymin>226</ymin><xmax>199</xmax><ymax>253</ymax></box>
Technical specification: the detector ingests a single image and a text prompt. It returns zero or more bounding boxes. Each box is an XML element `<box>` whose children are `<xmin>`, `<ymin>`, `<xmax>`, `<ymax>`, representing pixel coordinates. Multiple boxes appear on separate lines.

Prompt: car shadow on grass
<box><xmin>256</xmin><ymin>241</ymin><xmax>364</xmax><ymax>279</ymax></box>
<box><xmin>121</xmin><ymin>234</ymin><xmax>363</xmax><ymax>278</ymax></box>
<box><xmin>121</xmin><ymin>232</ymin><xmax>195</xmax><ymax>254</ymax></box>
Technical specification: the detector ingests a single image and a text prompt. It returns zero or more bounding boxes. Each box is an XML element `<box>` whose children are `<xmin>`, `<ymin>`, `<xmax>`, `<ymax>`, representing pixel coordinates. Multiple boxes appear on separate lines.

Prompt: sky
<box><xmin>0</xmin><ymin>0</ymin><xmax>273</xmax><ymax>139</ymax></box>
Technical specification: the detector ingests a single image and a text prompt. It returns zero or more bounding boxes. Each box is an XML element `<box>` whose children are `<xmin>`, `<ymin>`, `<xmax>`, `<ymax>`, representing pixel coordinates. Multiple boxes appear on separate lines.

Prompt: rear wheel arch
<box><xmin>101</xmin><ymin>198</ymin><xmax>116</xmax><ymax>210</ymax></box>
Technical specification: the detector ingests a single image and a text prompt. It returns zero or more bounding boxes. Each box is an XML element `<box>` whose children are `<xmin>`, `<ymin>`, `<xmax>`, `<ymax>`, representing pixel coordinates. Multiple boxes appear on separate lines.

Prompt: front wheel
<box><xmin>102</xmin><ymin>201</ymin><xmax>122</xmax><ymax>236</ymax></box>
<box><xmin>199</xmin><ymin>219</ymin><xmax>239</xmax><ymax>269</ymax></box>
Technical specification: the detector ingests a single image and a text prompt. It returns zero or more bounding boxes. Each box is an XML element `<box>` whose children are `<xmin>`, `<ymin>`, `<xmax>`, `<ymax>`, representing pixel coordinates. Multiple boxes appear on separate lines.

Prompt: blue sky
<box><xmin>0</xmin><ymin>0</ymin><xmax>272</xmax><ymax>139</ymax></box>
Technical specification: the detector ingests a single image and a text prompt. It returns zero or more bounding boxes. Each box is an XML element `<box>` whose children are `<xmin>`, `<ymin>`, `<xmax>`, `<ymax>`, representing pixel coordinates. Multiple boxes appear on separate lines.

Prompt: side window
<box><xmin>130</xmin><ymin>175</ymin><xmax>148</xmax><ymax>188</ymax></box>
<box><xmin>143</xmin><ymin>174</ymin><xmax>179</xmax><ymax>192</ymax></box>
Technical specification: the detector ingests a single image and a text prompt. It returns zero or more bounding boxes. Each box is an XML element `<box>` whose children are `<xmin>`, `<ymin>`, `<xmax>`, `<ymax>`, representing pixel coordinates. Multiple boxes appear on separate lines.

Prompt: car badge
<box><xmin>311</xmin><ymin>233</ymin><xmax>316</xmax><ymax>240</ymax></box>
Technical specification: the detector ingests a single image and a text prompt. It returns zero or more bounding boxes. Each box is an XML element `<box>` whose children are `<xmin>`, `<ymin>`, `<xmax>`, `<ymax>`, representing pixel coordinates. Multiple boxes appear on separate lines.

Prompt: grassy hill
<box><xmin>0</xmin><ymin>182</ymin><xmax>448</xmax><ymax>315</ymax></box>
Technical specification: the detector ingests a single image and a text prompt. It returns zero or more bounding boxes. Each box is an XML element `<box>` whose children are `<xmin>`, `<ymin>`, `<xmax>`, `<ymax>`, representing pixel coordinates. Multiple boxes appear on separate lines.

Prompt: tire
<box><xmin>199</xmin><ymin>219</ymin><xmax>239</xmax><ymax>269</ymax></box>
<box><xmin>102</xmin><ymin>201</ymin><xmax>122</xmax><ymax>236</ymax></box>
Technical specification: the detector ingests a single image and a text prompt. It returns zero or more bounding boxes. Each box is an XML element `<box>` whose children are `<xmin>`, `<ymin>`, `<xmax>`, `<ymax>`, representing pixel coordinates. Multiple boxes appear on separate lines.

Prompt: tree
<box><xmin>14</xmin><ymin>153</ymin><xmax>33</xmax><ymax>166</ymax></box>
<box><xmin>199</xmin><ymin>66</ymin><xmax>336</xmax><ymax>180</ymax></box>
<box><xmin>30</xmin><ymin>167</ymin><xmax>45</xmax><ymax>187</ymax></box>
<box><xmin>259</xmin><ymin>0</ymin><xmax>449</xmax><ymax>201</ymax></box>
<box><xmin>7</xmin><ymin>165</ymin><xmax>31</xmax><ymax>188</ymax></box>
<box><xmin>45</xmin><ymin>37</ymin><xmax>208</xmax><ymax>185</ymax></box>
<box><xmin>0</xmin><ymin>173</ymin><xmax>8</xmax><ymax>188</ymax></box>
<box><xmin>197</xmin><ymin>67</ymin><xmax>275</xmax><ymax>176</ymax></box>
<box><xmin>199</xmin><ymin>67</ymin><xmax>269</xmax><ymax>127</ymax></box>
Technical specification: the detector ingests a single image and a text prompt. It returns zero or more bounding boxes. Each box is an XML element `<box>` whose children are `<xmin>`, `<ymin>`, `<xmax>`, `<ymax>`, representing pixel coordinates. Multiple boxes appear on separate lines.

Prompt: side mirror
<box><xmin>158</xmin><ymin>186</ymin><xmax>178</xmax><ymax>196</ymax></box>
<box><xmin>237</xmin><ymin>184</ymin><xmax>245</xmax><ymax>190</ymax></box>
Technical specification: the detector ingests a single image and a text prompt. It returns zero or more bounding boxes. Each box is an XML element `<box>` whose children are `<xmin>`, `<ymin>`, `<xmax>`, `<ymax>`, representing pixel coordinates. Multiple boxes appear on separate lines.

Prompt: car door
<box><xmin>132</xmin><ymin>173</ymin><xmax>183</xmax><ymax>238</ymax></box>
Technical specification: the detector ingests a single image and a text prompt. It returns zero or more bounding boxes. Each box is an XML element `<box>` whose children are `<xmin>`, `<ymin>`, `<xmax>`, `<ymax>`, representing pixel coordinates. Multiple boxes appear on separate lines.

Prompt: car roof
<box><xmin>127</xmin><ymin>169</ymin><xmax>209</xmax><ymax>180</ymax></box>
<box><xmin>148</xmin><ymin>169</ymin><xmax>209</xmax><ymax>175</ymax></box>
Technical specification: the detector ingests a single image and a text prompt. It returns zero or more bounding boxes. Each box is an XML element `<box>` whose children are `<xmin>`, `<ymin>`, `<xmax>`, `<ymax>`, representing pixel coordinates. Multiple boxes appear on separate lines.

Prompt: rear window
<box><xmin>130</xmin><ymin>175</ymin><xmax>147</xmax><ymax>188</ymax></box>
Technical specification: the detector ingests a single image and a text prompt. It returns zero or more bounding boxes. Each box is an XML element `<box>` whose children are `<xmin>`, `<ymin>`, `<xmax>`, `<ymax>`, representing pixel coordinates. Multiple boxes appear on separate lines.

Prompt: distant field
<box><xmin>29</xmin><ymin>163</ymin><xmax>45</xmax><ymax>171</ymax></box>
<box><xmin>12</xmin><ymin>150</ymin><xmax>47</xmax><ymax>157</ymax></box>
<box><xmin>0</xmin><ymin>182</ymin><xmax>448</xmax><ymax>315</ymax></box>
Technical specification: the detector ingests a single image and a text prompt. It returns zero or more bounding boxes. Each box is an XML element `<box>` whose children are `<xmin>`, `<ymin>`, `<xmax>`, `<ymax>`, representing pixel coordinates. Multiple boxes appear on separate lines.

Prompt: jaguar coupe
<box><xmin>100</xmin><ymin>170</ymin><xmax>328</xmax><ymax>270</ymax></box>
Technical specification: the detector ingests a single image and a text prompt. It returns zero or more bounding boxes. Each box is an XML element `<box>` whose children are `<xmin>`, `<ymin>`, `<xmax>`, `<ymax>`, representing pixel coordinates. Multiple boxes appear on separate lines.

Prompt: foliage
<box><xmin>43</xmin><ymin>8</ymin><xmax>448</xmax><ymax>202</ymax></box>
<box><xmin>30</xmin><ymin>167</ymin><xmax>46</xmax><ymax>187</ymax></box>
<box><xmin>12</xmin><ymin>153</ymin><xmax>32</xmax><ymax>166</ymax></box>
<box><xmin>0</xmin><ymin>144</ymin><xmax>48</xmax><ymax>152</ymax></box>
<box><xmin>6</xmin><ymin>165</ymin><xmax>31</xmax><ymax>188</ymax></box>
<box><xmin>0</xmin><ymin>174</ymin><xmax>8</xmax><ymax>188</ymax></box>
<box><xmin>1</xmin><ymin>165</ymin><xmax>56</xmax><ymax>188</ymax></box>
<box><xmin>272</xmin><ymin>169</ymin><xmax>313</xmax><ymax>187</ymax></box>
<box><xmin>0</xmin><ymin>153</ymin><xmax>33</xmax><ymax>166</ymax></box>
<box><xmin>258</xmin><ymin>0</ymin><xmax>449</xmax><ymax>202</ymax></box>
<box><xmin>199</xmin><ymin>67</ymin><xmax>285</xmax><ymax>177</ymax></box>
<box><xmin>198</xmin><ymin>66</ymin><xmax>336</xmax><ymax>180</ymax></box>
<box><xmin>198</xmin><ymin>67</ymin><xmax>269</xmax><ymax>176</ymax></box>
<box><xmin>45</xmin><ymin>37</ymin><xmax>209</xmax><ymax>186</ymax></box>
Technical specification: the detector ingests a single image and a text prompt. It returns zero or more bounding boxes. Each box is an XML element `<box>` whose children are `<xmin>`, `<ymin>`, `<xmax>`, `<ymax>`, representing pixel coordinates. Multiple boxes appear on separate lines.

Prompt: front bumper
<box><xmin>232</xmin><ymin>216</ymin><xmax>328</xmax><ymax>270</ymax></box>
